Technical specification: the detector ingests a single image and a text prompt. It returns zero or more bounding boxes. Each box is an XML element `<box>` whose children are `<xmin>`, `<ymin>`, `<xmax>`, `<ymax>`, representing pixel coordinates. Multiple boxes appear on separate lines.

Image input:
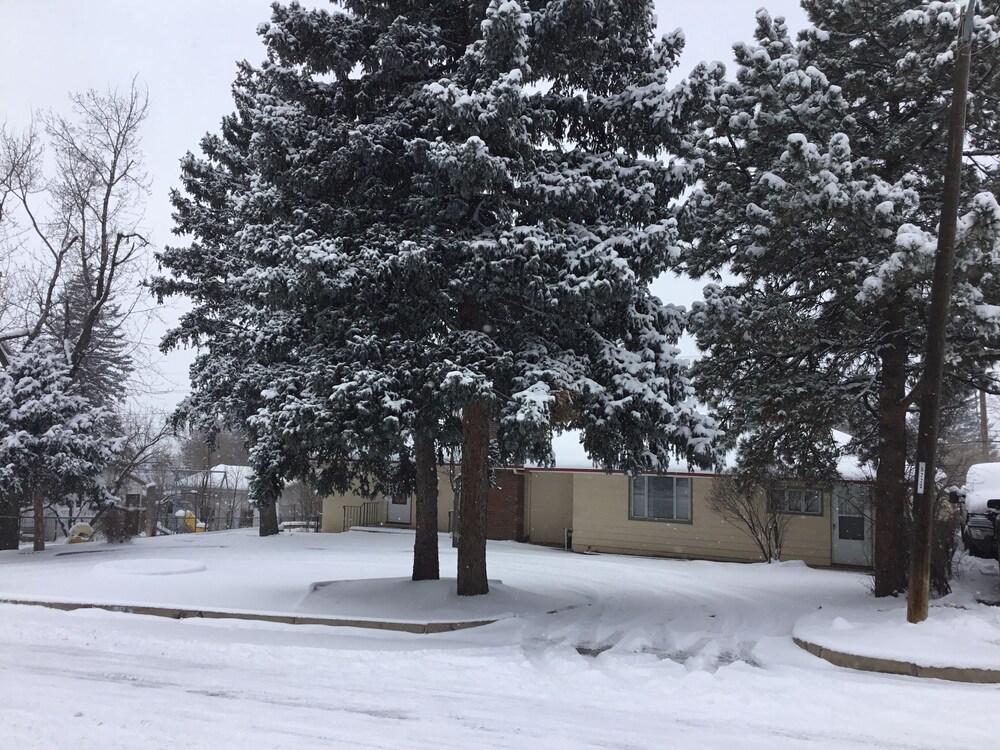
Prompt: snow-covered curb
<box><xmin>793</xmin><ymin>603</ymin><xmax>1000</xmax><ymax>680</ymax></box>
<box><xmin>0</xmin><ymin>597</ymin><xmax>500</xmax><ymax>634</ymax></box>
<box><xmin>0</xmin><ymin>575</ymin><xmax>586</xmax><ymax>633</ymax></box>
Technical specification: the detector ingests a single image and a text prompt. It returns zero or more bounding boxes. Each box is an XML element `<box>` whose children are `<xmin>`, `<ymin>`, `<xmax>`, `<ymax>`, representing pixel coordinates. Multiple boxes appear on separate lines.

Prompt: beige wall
<box><xmin>524</xmin><ymin>471</ymin><xmax>574</xmax><ymax>546</ymax></box>
<box><xmin>320</xmin><ymin>489</ymin><xmax>369</xmax><ymax>533</ymax></box>
<box><xmin>435</xmin><ymin>469</ymin><xmax>456</xmax><ymax>533</ymax></box>
<box><xmin>322</xmin><ymin>467</ymin><xmax>836</xmax><ymax>567</ymax></box>
<box><xmin>320</xmin><ymin>469</ymin><xmax>456</xmax><ymax>534</ymax></box>
<box><xmin>568</xmin><ymin>472</ymin><xmax>832</xmax><ymax>566</ymax></box>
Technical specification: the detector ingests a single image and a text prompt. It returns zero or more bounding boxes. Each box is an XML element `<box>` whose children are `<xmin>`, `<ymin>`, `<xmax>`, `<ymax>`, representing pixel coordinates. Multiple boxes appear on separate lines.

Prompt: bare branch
<box><xmin>2</xmin><ymin>81</ymin><xmax>153</xmax><ymax>396</ymax></box>
<box><xmin>709</xmin><ymin>475</ymin><xmax>794</xmax><ymax>561</ymax></box>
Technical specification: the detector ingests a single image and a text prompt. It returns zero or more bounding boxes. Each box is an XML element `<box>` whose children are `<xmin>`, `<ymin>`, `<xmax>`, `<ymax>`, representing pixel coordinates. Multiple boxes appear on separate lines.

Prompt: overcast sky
<box><xmin>1</xmin><ymin>1</ymin><xmax>809</xmax><ymax>413</ymax></box>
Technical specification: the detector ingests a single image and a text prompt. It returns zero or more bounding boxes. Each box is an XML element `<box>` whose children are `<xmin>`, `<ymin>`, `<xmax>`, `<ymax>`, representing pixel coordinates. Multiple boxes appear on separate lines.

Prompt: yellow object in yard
<box><xmin>174</xmin><ymin>510</ymin><xmax>197</xmax><ymax>532</ymax></box>
<box><xmin>195</xmin><ymin>522</ymin><xmax>206</xmax><ymax>533</ymax></box>
<box><xmin>66</xmin><ymin>523</ymin><xmax>95</xmax><ymax>543</ymax></box>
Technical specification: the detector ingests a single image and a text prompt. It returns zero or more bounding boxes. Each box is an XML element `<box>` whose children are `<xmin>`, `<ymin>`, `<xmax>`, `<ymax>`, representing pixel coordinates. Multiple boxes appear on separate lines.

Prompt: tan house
<box><xmin>320</xmin><ymin>430</ymin><xmax>874</xmax><ymax>568</ymax></box>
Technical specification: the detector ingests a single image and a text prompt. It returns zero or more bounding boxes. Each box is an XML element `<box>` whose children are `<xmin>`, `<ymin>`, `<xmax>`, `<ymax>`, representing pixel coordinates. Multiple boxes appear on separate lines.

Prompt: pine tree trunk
<box><xmin>258</xmin><ymin>499</ymin><xmax>280</xmax><ymax>537</ymax></box>
<box><xmin>0</xmin><ymin>496</ymin><xmax>20</xmax><ymax>551</ymax></box>
<box><xmin>873</xmin><ymin>309</ymin><xmax>909</xmax><ymax>597</ymax></box>
<box><xmin>412</xmin><ymin>430</ymin><xmax>440</xmax><ymax>581</ymax></box>
<box><xmin>33</xmin><ymin>488</ymin><xmax>45</xmax><ymax>552</ymax></box>
<box><xmin>457</xmin><ymin>398</ymin><xmax>490</xmax><ymax>596</ymax></box>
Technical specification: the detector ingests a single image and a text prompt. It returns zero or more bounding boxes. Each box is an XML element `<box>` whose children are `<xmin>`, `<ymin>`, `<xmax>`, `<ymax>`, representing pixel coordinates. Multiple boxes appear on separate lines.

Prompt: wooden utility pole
<box><xmin>907</xmin><ymin>1</ymin><xmax>977</xmax><ymax>624</ymax></box>
<box><xmin>979</xmin><ymin>389</ymin><xmax>990</xmax><ymax>462</ymax></box>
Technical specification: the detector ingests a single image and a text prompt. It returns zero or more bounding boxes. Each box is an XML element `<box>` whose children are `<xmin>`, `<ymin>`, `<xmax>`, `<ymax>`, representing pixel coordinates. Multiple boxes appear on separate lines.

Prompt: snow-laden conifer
<box><xmin>158</xmin><ymin>0</ymin><xmax>720</xmax><ymax>594</ymax></box>
<box><xmin>0</xmin><ymin>341</ymin><xmax>120</xmax><ymax>550</ymax></box>
<box><xmin>680</xmin><ymin>4</ymin><xmax>1000</xmax><ymax>595</ymax></box>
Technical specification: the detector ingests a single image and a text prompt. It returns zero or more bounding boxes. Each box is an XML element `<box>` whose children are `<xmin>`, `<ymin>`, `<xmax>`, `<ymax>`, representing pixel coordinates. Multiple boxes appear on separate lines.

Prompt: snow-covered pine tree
<box><xmin>154</xmin><ymin>69</ymin><xmax>297</xmax><ymax>538</ymax></box>
<box><xmin>158</xmin><ymin>0</ymin><xmax>719</xmax><ymax>594</ymax></box>
<box><xmin>46</xmin><ymin>266</ymin><xmax>133</xmax><ymax>408</ymax></box>
<box><xmin>419</xmin><ymin>0</ymin><xmax>724</xmax><ymax>593</ymax></box>
<box><xmin>680</xmin><ymin>5</ymin><xmax>1000</xmax><ymax>595</ymax></box>
<box><xmin>156</xmin><ymin>62</ymin><xmax>431</xmax><ymax>541</ymax></box>
<box><xmin>38</xmin><ymin>265</ymin><xmax>134</xmax><ymax>534</ymax></box>
<box><xmin>266</xmin><ymin>0</ymin><xmax>719</xmax><ymax>594</ymax></box>
<box><xmin>0</xmin><ymin>341</ymin><xmax>120</xmax><ymax>550</ymax></box>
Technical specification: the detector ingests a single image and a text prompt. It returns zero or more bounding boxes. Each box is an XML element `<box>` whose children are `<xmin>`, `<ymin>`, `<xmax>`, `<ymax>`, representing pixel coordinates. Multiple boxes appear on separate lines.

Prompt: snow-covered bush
<box><xmin>96</xmin><ymin>505</ymin><xmax>139</xmax><ymax>544</ymax></box>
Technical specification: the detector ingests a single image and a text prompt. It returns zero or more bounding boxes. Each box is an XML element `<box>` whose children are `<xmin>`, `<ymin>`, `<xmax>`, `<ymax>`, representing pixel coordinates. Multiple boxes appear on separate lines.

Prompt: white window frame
<box><xmin>630</xmin><ymin>475</ymin><xmax>692</xmax><ymax>523</ymax></box>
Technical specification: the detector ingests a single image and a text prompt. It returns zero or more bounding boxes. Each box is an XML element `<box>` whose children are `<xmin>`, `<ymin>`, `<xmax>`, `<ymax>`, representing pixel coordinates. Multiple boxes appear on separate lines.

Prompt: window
<box><xmin>630</xmin><ymin>476</ymin><xmax>692</xmax><ymax>522</ymax></box>
<box><xmin>770</xmin><ymin>487</ymin><xmax>823</xmax><ymax>516</ymax></box>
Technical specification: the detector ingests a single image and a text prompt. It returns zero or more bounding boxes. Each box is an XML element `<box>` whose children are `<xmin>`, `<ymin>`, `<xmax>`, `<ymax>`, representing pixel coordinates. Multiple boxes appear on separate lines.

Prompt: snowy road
<box><xmin>0</xmin><ymin>531</ymin><xmax>996</xmax><ymax>749</ymax></box>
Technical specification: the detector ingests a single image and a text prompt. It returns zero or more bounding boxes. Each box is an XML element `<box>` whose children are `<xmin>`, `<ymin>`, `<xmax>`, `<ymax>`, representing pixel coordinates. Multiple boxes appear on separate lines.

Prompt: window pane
<box><xmin>648</xmin><ymin>476</ymin><xmax>674</xmax><ymax>519</ymax></box>
<box><xmin>675</xmin><ymin>479</ymin><xmax>691</xmax><ymax>521</ymax></box>
<box><xmin>631</xmin><ymin>477</ymin><xmax>647</xmax><ymax>518</ymax></box>
<box><xmin>839</xmin><ymin>515</ymin><xmax>865</xmax><ymax>541</ymax></box>
<box><xmin>804</xmin><ymin>490</ymin><xmax>821</xmax><ymax>515</ymax></box>
<box><xmin>844</xmin><ymin>485</ymin><xmax>868</xmax><ymax>516</ymax></box>
<box><xmin>769</xmin><ymin>489</ymin><xmax>783</xmax><ymax>513</ymax></box>
<box><xmin>786</xmin><ymin>489</ymin><xmax>803</xmax><ymax>513</ymax></box>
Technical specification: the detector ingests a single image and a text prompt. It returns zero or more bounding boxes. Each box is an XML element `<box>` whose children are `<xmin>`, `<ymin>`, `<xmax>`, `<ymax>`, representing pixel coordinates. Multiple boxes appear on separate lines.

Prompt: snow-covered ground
<box><xmin>795</xmin><ymin>555</ymin><xmax>1000</xmax><ymax>671</ymax></box>
<box><xmin>0</xmin><ymin>529</ymin><xmax>997</xmax><ymax>749</ymax></box>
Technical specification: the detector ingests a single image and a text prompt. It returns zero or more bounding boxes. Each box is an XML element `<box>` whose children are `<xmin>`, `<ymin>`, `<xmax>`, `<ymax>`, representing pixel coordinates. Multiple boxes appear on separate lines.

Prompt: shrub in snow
<box><xmin>96</xmin><ymin>505</ymin><xmax>139</xmax><ymax>544</ymax></box>
<box><xmin>709</xmin><ymin>474</ymin><xmax>793</xmax><ymax>562</ymax></box>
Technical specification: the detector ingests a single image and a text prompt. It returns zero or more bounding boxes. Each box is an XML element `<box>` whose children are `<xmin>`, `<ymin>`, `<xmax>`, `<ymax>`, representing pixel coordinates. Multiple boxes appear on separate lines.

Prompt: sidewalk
<box><xmin>793</xmin><ymin>601</ymin><xmax>1000</xmax><ymax>683</ymax></box>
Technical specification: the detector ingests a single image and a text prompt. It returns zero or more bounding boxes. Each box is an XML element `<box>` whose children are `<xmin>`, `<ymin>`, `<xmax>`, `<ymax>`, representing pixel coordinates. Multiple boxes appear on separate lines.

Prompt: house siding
<box><xmin>486</xmin><ymin>469</ymin><xmax>524</xmax><ymax>541</ymax></box>
<box><xmin>320</xmin><ymin>477</ymin><xmax>452</xmax><ymax>534</ymax></box>
<box><xmin>320</xmin><ymin>489</ymin><xmax>369</xmax><ymax>533</ymax></box>
<box><xmin>525</xmin><ymin>471</ymin><xmax>573</xmax><ymax>546</ymax></box>
<box><xmin>321</xmin><ymin>466</ymin><xmax>836</xmax><ymax>567</ymax></box>
<box><xmin>320</xmin><ymin>469</ymin><xmax>523</xmax><ymax>540</ymax></box>
<box><xmin>569</xmin><ymin>473</ymin><xmax>832</xmax><ymax>566</ymax></box>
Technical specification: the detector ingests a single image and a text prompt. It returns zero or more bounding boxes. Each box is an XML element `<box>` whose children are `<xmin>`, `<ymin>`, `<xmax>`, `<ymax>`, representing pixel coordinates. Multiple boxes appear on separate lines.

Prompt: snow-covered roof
<box><xmin>832</xmin><ymin>430</ymin><xmax>869</xmax><ymax>481</ymax></box>
<box><xmin>525</xmin><ymin>428</ymin><xmax>869</xmax><ymax>481</ymax></box>
<box><xmin>963</xmin><ymin>462</ymin><xmax>1000</xmax><ymax>513</ymax></box>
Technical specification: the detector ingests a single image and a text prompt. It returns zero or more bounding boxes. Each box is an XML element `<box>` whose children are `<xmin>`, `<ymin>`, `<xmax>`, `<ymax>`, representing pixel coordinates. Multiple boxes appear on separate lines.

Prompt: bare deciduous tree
<box><xmin>0</xmin><ymin>82</ymin><xmax>150</xmax><ymax>372</ymax></box>
<box><xmin>0</xmin><ymin>81</ymin><xmax>152</xmax><ymax>549</ymax></box>
<box><xmin>709</xmin><ymin>475</ymin><xmax>793</xmax><ymax>563</ymax></box>
<box><xmin>282</xmin><ymin>481</ymin><xmax>323</xmax><ymax>525</ymax></box>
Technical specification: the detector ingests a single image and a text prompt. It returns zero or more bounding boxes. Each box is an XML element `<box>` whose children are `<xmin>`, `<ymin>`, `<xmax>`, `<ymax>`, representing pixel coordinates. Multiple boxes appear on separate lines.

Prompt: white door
<box><xmin>832</xmin><ymin>484</ymin><xmax>872</xmax><ymax>566</ymax></box>
<box><xmin>386</xmin><ymin>494</ymin><xmax>411</xmax><ymax>524</ymax></box>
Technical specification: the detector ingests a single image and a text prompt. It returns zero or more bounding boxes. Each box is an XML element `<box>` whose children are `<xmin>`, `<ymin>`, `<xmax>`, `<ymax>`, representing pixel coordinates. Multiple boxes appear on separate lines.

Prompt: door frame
<box><xmin>831</xmin><ymin>483</ymin><xmax>873</xmax><ymax>567</ymax></box>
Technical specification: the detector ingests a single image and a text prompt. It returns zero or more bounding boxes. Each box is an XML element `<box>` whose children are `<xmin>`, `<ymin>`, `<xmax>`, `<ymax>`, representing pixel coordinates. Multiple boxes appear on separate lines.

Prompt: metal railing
<box><xmin>343</xmin><ymin>500</ymin><xmax>386</xmax><ymax>531</ymax></box>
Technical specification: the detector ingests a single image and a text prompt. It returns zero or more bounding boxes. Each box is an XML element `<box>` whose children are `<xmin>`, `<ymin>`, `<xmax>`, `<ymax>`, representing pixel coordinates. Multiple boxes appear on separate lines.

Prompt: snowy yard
<box><xmin>0</xmin><ymin>529</ymin><xmax>997</xmax><ymax>749</ymax></box>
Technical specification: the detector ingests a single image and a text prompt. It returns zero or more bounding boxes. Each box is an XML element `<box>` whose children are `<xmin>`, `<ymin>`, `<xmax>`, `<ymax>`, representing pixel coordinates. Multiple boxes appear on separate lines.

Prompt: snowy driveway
<box><xmin>0</xmin><ymin>530</ymin><xmax>995</xmax><ymax>749</ymax></box>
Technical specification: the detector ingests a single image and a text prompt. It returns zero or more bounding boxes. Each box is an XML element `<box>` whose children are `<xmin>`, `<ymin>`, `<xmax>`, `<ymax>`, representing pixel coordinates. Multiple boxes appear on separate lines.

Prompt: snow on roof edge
<box><xmin>525</xmin><ymin>428</ymin><xmax>870</xmax><ymax>481</ymax></box>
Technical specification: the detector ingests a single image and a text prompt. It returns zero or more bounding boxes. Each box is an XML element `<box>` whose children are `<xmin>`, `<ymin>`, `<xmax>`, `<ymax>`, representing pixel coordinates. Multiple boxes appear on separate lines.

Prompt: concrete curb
<box><xmin>0</xmin><ymin>598</ymin><xmax>497</xmax><ymax>635</ymax></box>
<box><xmin>793</xmin><ymin>637</ymin><xmax>1000</xmax><ymax>684</ymax></box>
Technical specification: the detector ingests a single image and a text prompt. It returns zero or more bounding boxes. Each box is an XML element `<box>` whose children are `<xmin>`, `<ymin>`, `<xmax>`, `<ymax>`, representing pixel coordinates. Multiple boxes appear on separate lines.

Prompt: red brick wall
<box><xmin>486</xmin><ymin>469</ymin><xmax>524</xmax><ymax>541</ymax></box>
